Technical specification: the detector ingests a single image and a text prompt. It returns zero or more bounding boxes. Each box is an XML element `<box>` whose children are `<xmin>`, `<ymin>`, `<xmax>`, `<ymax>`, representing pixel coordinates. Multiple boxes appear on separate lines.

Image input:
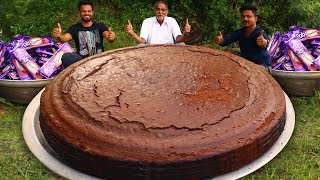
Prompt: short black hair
<box><xmin>240</xmin><ymin>3</ymin><xmax>257</xmax><ymax>16</ymax></box>
<box><xmin>78</xmin><ymin>0</ymin><xmax>94</xmax><ymax>11</ymax></box>
<box><xmin>154</xmin><ymin>1</ymin><xmax>168</xmax><ymax>10</ymax></box>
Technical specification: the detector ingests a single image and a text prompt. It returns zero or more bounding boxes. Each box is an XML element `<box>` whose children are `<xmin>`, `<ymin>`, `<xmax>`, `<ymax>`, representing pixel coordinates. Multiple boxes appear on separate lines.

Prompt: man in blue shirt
<box><xmin>215</xmin><ymin>3</ymin><xmax>271</xmax><ymax>67</ymax></box>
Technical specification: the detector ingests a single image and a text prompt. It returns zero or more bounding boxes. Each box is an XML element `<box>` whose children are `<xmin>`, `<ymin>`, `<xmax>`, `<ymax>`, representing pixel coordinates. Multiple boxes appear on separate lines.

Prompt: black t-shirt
<box><xmin>67</xmin><ymin>22</ymin><xmax>108</xmax><ymax>58</ymax></box>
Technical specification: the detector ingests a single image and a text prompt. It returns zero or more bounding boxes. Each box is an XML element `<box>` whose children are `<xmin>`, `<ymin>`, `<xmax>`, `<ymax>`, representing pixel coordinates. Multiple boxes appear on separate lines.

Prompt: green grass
<box><xmin>0</xmin><ymin>92</ymin><xmax>319</xmax><ymax>179</ymax></box>
<box><xmin>0</xmin><ymin>100</ymin><xmax>59</xmax><ymax>180</ymax></box>
<box><xmin>244</xmin><ymin>92</ymin><xmax>320</xmax><ymax>180</ymax></box>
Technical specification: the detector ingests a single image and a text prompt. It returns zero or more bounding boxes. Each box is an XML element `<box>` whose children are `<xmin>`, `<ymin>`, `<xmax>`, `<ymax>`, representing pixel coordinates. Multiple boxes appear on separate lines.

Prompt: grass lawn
<box><xmin>0</xmin><ymin>90</ymin><xmax>319</xmax><ymax>179</ymax></box>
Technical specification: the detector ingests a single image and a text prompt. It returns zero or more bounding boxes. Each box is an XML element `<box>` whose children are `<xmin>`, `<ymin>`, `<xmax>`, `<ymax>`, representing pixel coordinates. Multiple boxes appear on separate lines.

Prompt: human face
<box><xmin>241</xmin><ymin>10</ymin><xmax>257</xmax><ymax>28</ymax></box>
<box><xmin>154</xmin><ymin>2</ymin><xmax>168</xmax><ymax>23</ymax></box>
<box><xmin>79</xmin><ymin>4</ymin><xmax>94</xmax><ymax>23</ymax></box>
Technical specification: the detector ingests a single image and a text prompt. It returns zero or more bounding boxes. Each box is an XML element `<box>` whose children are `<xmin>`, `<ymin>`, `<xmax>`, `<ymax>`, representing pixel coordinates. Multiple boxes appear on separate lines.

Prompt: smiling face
<box><xmin>241</xmin><ymin>10</ymin><xmax>257</xmax><ymax>28</ymax></box>
<box><xmin>153</xmin><ymin>2</ymin><xmax>168</xmax><ymax>24</ymax></box>
<box><xmin>79</xmin><ymin>4</ymin><xmax>94</xmax><ymax>23</ymax></box>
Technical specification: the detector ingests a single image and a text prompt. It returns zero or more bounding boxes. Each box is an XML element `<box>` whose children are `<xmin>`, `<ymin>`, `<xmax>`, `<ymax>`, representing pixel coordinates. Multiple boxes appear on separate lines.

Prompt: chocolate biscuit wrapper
<box><xmin>39</xmin><ymin>43</ymin><xmax>73</xmax><ymax>78</ymax></box>
<box><xmin>12</xmin><ymin>47</ymin><xmax>43</xmax><ymax>79</ymax></box>
<box><xmin>0</xmin><ymin>65</ymin><xmax>11</xmax><ymax>79</ymax></box>
<box><xmin>12</xmin><ymin>56</ymin><xmax>32</xmax><ymax>80</ymax></box>
<box><xmin>287</xmin><ymin>38</ymin><xmax>319</xmax><ymax>71</ymax></box>
<box><xmin>287</xmin><ymin>47</ymin><xmax>306</xmax><ymax>71</ymax></box>
<box><xmin>288</xmin><ymin>26</ymin><xmax>320</xmax><ymax>41</ymax></box>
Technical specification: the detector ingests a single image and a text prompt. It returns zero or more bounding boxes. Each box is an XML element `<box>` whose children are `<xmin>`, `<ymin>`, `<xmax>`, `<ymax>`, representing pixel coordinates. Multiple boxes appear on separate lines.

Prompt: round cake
<box><xmin>39</xmin><ymin>45</ymin><xmax>286</xmax><ymax>179</ymax></box>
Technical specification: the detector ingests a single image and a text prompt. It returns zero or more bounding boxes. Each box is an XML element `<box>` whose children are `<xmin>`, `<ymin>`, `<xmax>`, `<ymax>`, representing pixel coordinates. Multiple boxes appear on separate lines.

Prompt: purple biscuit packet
<box><xmin>35</xmin><ymin>45</ymin><xmax>57</xmax><ymax>55</ymax></box>
<box><xmin>289</xmin><ymin>26</ymin><xmax>320</xmax><ymax>41</ymax></box>
<box><xmin>11</xmin><ymin>57</ymin><xmax>32</xmax><ymax>80</ymax></box>
<box><xmin>272</xmin><ymin>55</ymin><xmax>287</xmax><ymax>70</ymax></box>
<box><xmin>0</xmin><ymin>41</ymin><xmax>5</xmax><ymax>52</ymax></box>
<box><xmin>10</xmin><ymin>35</ymin><xmax>30</xmax><ymax>49</ymax></box>
<box><xmin>313</xmin><ymin>55</ymin><xmax>320</xmax><ymax>68</ymax></box>
<box><xmin>0</xmin><ymin>65</ymin><xmax>11</xmax><ymax>79</ymax></box>
<box><xmin>268</xmin><ymin>32</ymin><xmax>282</xmax><ymax>52</ymax></box>
<box><xmin>36</xmin><ymin>49</ymin><xmax>55</xmax><ymax>56</ymax></box>
<box><xmin>287</xmin><ymin>47</ymin><xmax>306</xmax><ymax>71</ymax></box>
<box><xmin>13</xmin><ymin>34</ymin><xmax>31</xmax><ymax>41</ymax></box>
<box><xmin>50</xmin><ymin>66</ymin><xmax>64</xmax><ymax>78</ymax></box>
<box><xmin>312</xmin><ymin>48</ymin><xmax>320</xmax><ymax>57</ymax></box>
<box><xmin>287</xmin><ymin>38</ymin><xmax>318</xmax><ymax>71</ymax></box>
<box><xmin>0</xmin><ymin>46</ymin><xmax>7</xmax><ymax>68</ymax></box>
<box><xmin>310</xmin><ymin>38</ymin><xmax>320</xmax><ymax>46</ymax></box>
<box><xmin>289</xmin><ymin>25</ymin><xmax>302</xmax><ymax>33</ymax></box>
<box><xmin>39</xmin><ymin>56</ymin><xmax>50</xmax><ymax>63</ymax></box>
<box><xmin>11</xmin><ymin>35</ymin><xmax>54</xmax><ymax>51</ymax></box>
<box><xmin>268</xmin><ymin>32</ymin><xmax>283</xmax><ymax>57</ymax></box>
<box><xmin>21</xmin><ymin>35</ymin><xmax>55</xmax><ymax>50</ymax></box>
<box><xmin>271</xmin><ymin>44</ymin><xmax>286</xmax><ymax>61</ymax></box>
<box><xmin>282</xmin><ymin>61</ymin><xmax>295</xmax><ymax>71</ymax></box>
<box><xmin>39</xmin><ymin>43</ymin><xmax>73</xmax><ymax>78</ymax></box>
<box><xmin>7</xmin><ymin>70</ymin><xmax>20</xmax><ymax>80</ymax></box>
<box><xmin>12</xmin><ymin>47</ymin><xmax>43</xmax><ymax>79</ymax></box>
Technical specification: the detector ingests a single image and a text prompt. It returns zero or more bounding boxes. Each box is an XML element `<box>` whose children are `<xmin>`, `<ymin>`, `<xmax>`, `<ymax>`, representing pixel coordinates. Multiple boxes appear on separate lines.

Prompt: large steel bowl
<box><xmin>271</xmin><ymin>70</ymin><xmax>320</xmax><ymax>96</ymax></box>
<box><xmin>0</xmin><ymin>79</ymin><xmax>51</xmax><ymax>105</ymax></box>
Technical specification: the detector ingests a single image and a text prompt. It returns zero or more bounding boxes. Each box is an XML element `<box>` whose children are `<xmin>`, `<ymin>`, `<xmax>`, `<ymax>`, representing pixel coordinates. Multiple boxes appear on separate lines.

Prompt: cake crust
<box><xmin>40</xmin><ymin>45</ymin><xmax>286</xmax><ymax>179</ymax></box>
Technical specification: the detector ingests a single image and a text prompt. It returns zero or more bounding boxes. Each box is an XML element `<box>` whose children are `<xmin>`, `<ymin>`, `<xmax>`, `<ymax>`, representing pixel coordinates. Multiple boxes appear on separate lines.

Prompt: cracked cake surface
<box><xmin>39</xmin><ymin>45</ymin><xmax>286</xmax><ymax>179</ymax></box>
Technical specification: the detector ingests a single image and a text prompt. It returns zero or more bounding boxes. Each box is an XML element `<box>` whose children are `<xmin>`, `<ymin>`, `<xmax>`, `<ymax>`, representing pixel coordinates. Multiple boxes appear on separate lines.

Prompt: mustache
<box><xmin>242</xmin><ymin>20</ymin><xmax>249</xmax><ymax>23</ymax></box>
<box><xmin>156</xmin><ymin>14</ymin><xmax>165</xmax><ymax>17</ymax></box>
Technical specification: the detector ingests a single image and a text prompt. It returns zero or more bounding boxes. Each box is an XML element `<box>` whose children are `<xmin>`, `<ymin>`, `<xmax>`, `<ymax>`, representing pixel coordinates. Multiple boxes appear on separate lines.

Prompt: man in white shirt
<box><xmin>125</xmin><ymin>1</ymin><xmax>191</xmax><ymax>44</ymax></box>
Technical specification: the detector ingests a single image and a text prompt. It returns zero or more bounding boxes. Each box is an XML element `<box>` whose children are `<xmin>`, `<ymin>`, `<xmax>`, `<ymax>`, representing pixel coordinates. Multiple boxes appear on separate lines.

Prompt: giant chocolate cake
<box><xmin>39</xmin><ymin>45</ymin><xmax>286</xmax><ymax>179</ymax></box>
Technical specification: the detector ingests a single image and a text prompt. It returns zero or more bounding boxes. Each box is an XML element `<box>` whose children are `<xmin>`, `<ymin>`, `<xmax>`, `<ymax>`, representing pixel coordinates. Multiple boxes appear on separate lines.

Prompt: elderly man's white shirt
<box><xmin>140</xmin><ymin>16</ymin><xmax>182</xmax><ymax>44</ymax></box>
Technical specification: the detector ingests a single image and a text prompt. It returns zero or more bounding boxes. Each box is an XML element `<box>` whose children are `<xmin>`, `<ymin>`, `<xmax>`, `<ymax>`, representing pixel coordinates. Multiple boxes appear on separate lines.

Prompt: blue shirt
<box><xmin>221</xmin><ymin>26</ymin><xmax>271</xmax><ymax>66</ymax></box>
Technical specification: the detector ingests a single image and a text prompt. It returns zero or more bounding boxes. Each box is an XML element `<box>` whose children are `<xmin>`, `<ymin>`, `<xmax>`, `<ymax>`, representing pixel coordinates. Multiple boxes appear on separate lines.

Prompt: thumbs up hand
<box><xmin>53</xmin><ymin>23</ymin><xmax>62</xmax><ymax>38</ymax></box>
<box><xmin>256</xmin><ymin>29</ymin><xmax>267</xmax><ymax>48</ymax></box>
<box><xmin>107</xmin><ymin>27</ymin><xmax>116</xmax><ymax>42</ymax></box>
<box><xmin>184</xmin><ymin>18</ymin><xmax>191</xmax><ymax>35</ymax></box>
<box><xmin>125</xmin><ymin>20</ymin><xmax>134</xmax><ymax>36</ymax></box>
<box><xmin>215</xmin><ymin>31</ymin><xmax>224</xmax><ymax>45</ymax></box>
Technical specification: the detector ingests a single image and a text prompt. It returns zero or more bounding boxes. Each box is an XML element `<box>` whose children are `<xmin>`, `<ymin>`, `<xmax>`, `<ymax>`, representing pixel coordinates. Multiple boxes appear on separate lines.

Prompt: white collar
<box><xmin>152</xmin><ymin>16</ymin><xmax>168</xmax><ymax>25</ymax></box>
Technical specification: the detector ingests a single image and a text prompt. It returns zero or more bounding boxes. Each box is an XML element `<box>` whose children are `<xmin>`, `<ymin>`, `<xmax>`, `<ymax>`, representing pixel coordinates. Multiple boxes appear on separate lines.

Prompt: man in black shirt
<box><xmin>52</xmin><ymin>0</ymin><xmax>116</xmax><ymax>68</ymax></box>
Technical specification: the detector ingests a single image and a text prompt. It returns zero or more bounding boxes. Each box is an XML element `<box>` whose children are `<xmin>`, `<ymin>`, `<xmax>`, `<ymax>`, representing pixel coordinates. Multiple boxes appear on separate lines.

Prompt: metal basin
<box><xmin>0</xmin><ymin>79</ymin><xmax>51</xmax><ymax>105</ymax></box>
<box><xmin>271</xmin><ymin>70</ymin><xmax>320</xmax><ymax>96</ymax></box>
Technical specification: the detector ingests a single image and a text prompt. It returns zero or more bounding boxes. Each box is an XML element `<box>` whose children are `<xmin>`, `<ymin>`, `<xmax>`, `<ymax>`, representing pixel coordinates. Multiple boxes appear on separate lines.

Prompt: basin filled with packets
<box><xmin>0</xmin><ymin>35</ymin><xmax>73</xmax><ymax>105</ymax></box>
<box><xmin>269</xmin><ymin>26</ymin><xmax>320</xmax><ymax>96</ymax></box>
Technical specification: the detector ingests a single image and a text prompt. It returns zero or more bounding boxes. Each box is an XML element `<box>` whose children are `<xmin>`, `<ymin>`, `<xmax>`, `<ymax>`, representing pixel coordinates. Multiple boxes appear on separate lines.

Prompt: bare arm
<box><xmin>125</xmin><ymin>20</ymin><xmax>146</xmax><ymax>44</ymax></box>
<box><xmin>52</xmin><ymin>23</ymin><xmax>72</xmax><ymax>43</ymax></box>
<box><xmin>175</xmin><ymin>34</ymin><xmax>189</xmax><ymax>43</ymax></box>
<box><xmin>176</xmin><ymin>18</ymin><xmax>191</xmax><ymax>43</ymax></box>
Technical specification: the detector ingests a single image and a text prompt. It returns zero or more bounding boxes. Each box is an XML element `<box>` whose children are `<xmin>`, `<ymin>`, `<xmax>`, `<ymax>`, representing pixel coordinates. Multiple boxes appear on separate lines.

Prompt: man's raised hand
<box><xmin>108</xmin><ymin>27</ymin><xmax>116</xmax><ymax>42</ymax></box>
<box><xmin>184</xmin><ymin>18</ymin><xmax>191</xmax><ymax>35</ymax></box>
<box><xmin>53</xmin><ymin>23</ymin><xmax>62</xmax><ymax>38</ymax></box>
<box><xmin>256</xmin><ymin>30</ymin><xmax>267</xmax><ymax>48</ymax></box>
<box><xmin>125</xmin><ymin>20</ymin><xmax>134</xmax><ymax>35</ymax></box>
<box><xmin>215</xmin><ymin>31</ymin><xmax>223</xmax><ymax>45</ymax></box>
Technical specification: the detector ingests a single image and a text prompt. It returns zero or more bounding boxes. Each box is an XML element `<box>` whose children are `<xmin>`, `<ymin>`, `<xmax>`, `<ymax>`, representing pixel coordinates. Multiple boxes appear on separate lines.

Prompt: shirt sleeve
<box><xmin>67</xmin><ymin>25</ymin><xmax>76</xmax><ymax>40</ymax></box>
<box><xmin>171</xmin><ymin>18</ymin><xmax>182</xmax><ymax>40</ymax></box>
<box><xmin>221</xmin><ymin>29</ymin><xmax>242</xmax><ymax>46</ymax></box>
<box><xmin>140</xmin><ymin>19</ymin><xmax>150</xmax><ymax>42</ymax></box>
<box><xmin>99</xmin><ymin>23</ymin><xmax>108</xmax><ymax>33</ymax></box>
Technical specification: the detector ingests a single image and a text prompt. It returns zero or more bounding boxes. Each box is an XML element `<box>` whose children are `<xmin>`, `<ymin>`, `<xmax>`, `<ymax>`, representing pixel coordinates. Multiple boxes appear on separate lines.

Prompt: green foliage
<box><xmin>1</xmin><ymin>0</ymin><xmax>320</xmax><ymax>45</ymax></box>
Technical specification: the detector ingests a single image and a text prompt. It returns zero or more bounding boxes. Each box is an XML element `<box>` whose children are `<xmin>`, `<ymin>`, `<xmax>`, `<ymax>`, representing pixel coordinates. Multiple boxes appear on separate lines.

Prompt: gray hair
<box><xmin>154</xmin><ymin>1</ymin><xmax>168</xmax><ymax>10</ymax></box>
